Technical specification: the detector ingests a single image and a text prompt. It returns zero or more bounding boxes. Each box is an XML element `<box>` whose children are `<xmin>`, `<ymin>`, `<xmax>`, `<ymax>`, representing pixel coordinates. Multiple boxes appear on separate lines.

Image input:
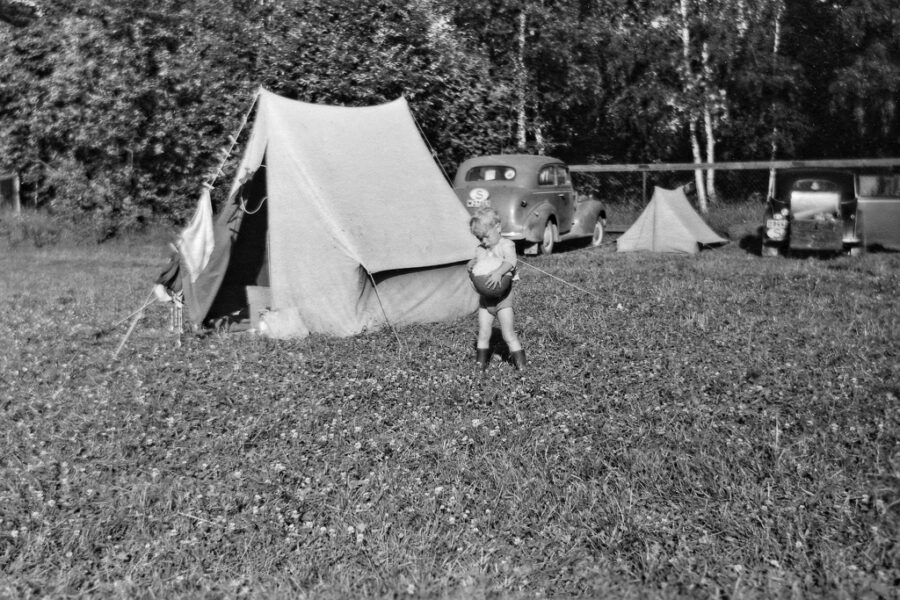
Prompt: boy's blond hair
<box><xmin>470</xmin><ymin>207</ymin><xmax>501</xmax><ymax>240</ymax></box>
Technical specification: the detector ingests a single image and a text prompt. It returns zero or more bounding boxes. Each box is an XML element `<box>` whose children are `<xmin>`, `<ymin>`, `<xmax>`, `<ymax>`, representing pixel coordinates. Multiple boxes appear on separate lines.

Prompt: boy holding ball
<box><xmin>468</xmin><ymin>207</ymin><xmax>526</xmax><ymax>370</ymax></box>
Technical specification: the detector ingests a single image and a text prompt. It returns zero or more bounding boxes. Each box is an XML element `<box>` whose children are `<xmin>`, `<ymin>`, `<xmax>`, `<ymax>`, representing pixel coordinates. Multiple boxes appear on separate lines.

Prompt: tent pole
<box><xmin>642</xmin><ymin>171</ymin><xmax>648</xmax><ymax>204</ymax></box>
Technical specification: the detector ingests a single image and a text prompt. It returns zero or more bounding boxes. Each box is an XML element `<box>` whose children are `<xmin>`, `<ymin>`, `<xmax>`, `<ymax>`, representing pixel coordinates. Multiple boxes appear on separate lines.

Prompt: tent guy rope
<box><xmin>204</xmin><ymin>87</ymin><xmax>262</xmax><ymax>189</ymax></box>
<box><xmin>95</xmin><ymin>288</ymin><xmax>157</xmax><ymax>338</ymax></box>
<box><xmin>110</xmin><ymin>288</ymin><xmax>157</xmax><ymax>361</ymax></box>
<box><xmin>409</xmin><ymin>105</ymin><xmax>452</xmax><ymax>184</ymax></box>
<box><xmin>517</xmin><ymin>259</ymin><xmax>602</xmax><ymax>301</ymax></box>
<box><xmin>365</xmin><ymin>269</ymin><xmax>406</xmax><ymax>353</ymax></box>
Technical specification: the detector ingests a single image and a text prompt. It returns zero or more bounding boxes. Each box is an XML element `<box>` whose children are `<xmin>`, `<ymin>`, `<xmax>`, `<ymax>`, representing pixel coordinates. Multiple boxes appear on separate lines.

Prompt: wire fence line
<box><xmin>571</xmin><ymin>169</ymin><xmax>771</xmax><ymax>206</ymax></box>
<box><xmin>570</xmin><ymin>158</ymin><xmax>900</xmax><ymax>207</ymax></box>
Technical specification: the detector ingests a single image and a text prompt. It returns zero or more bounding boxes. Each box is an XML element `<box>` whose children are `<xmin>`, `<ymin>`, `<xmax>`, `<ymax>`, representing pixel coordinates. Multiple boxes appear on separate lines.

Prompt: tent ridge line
<box><xmin>207</xmin><ymin>88</ymin><xmax>263</xmax><ymax>191</ymax></box>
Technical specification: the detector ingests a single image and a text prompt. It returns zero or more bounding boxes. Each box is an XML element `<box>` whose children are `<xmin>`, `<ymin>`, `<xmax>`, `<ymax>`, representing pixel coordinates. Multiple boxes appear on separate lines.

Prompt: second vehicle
<box><xmin>453</xmin><ymin>154</ymin><xmax>606</xmax><ymax>255</ymax></box>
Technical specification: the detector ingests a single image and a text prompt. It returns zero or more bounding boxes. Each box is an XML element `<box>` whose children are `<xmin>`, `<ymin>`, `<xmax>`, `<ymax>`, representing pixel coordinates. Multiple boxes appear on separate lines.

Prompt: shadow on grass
<box><xmin>518</xmin><ymin>234</ymin><xmax>620</xmax><ymax>257</ymax></box>
<box><xmin>467</xmin><ymin>328</ymin><xmax>514</xmax><ymax>367</ymax></box>
<box><xmin>488</xmin><ymin>328</ymin><xmax>512</xmax><ymax>365</ymax></box>
<box><xmin>727</xmin><ymin>222</ymin><xmax>764</xmax><ymax>256</ymax></box>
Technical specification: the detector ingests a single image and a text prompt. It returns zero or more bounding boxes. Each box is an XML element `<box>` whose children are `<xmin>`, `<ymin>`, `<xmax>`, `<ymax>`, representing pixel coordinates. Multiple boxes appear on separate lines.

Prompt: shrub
<box><xmin>706</xmin><ymin>201</ymin><xmax>763</xmax><ymax>237</ymax></box>
<box><xmin>0</xmin><ymin>208</ymin><xmax>62</xmax><ymax>248</ymax></box>
<box><xmin>38</xmin><ymin>154</ymin><xmax>156</xmax><ymax>243</ymax></box>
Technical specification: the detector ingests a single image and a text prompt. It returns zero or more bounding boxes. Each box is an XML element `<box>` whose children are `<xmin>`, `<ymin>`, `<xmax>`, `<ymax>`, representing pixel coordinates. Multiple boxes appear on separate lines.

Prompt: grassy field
<box><xmin>1</xmin><ymin>210</ymin><xmax>898</xmax><ymax>598</ymax></box>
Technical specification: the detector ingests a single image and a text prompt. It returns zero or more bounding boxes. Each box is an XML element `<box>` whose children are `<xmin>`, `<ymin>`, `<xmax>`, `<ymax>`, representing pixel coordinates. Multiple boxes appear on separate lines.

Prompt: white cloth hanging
<box><xmin>176</xmin><ymin>187</ymin><xmax>215</xmax><ymax>282</ymax></box>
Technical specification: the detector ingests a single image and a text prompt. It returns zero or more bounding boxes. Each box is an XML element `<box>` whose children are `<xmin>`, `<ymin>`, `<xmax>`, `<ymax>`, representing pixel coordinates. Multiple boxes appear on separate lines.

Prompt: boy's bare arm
<box><xmin>495</xmin><ymin>261</ymin><xmax>513</xmax><ymax>275</ymax></box>
<box><xmin>500</xmin><ymin>240</ymin><xmax>517</xmax><ymax>269</ymax></box>
<box><xmin>487</xmin><ymin>261</ymin><xmax>513</xmax><ymax>286</ymax></box>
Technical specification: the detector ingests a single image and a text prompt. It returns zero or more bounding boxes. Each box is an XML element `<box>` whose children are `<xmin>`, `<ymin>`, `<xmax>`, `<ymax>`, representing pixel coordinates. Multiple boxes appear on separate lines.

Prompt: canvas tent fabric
<box><xmin>176</xmin><ymin>186</ymin><xmax>214</xmax><ymax>282</ymax></box>
<box><xmin>181</xmin><ymin>88</ymin><xmax>479</xmax><ymax>338</ymax></box>
<box><xmin>616</xmin><ymin>186</ymin><xmax>727</xmax><ymax>254</ymax></box>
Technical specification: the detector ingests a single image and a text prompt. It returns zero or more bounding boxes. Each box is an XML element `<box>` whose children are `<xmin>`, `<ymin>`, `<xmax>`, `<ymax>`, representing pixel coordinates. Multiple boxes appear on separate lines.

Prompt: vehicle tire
<box><xmin>590</xmin><ymin>218</ymin><xmax>605</xmax><ymax>247</ymax></box>
<box><xmin>848</xmin><ymin>245</ymin><xmax>865</xmax><ymax>257</ymax></box>
<box><xmin>540</xmin><ymin>221</ymin><xmax>557</xmax><ymax>255</ymax></box>
<box><xmin>762</xmin><ymin>244</ymin><xmax>780</xmax><ymax>258</ymax></box>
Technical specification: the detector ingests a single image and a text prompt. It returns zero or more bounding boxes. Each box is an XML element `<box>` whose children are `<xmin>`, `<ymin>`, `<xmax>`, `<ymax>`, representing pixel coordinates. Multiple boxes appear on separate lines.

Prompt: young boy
<box><xmin>468</xmin><ymin>207</ymin><xmax>526</xmax><ymax>370</ymax></box>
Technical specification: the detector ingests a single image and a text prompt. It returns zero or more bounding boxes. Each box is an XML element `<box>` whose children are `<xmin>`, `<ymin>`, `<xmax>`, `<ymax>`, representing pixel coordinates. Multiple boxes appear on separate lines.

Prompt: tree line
<box><xmin>1</xmin><ymin>0</ymin><xmax>898</xmax><ymax>236</ymax></box>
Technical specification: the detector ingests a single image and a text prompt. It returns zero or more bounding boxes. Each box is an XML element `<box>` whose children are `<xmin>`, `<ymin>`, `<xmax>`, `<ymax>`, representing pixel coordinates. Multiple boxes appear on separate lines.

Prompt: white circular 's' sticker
<box><xmin>470</xmin><ymin>188</ymin><xmax>489</xmax><ymax>202</ymax></box>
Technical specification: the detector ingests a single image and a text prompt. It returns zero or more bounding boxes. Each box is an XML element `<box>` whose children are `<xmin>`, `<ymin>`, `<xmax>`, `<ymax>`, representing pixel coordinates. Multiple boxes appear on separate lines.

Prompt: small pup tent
<box><xmin>616</xmin><ymin>186</ymin><xmax>727</xmax><ymax>254</ymax></box>
<box><xmin>181</xmin><ymin>88</ymin><xmax>479</xmax><ymax>338</ymax></box>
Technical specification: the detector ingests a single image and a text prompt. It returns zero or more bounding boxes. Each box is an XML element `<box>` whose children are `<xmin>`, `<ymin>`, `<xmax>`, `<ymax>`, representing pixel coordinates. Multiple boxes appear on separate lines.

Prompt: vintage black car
<box><xmin>762</xmin><ymin>169</ymin><xmax>861</xmax><ymax>256</ymax></box>
<box><xmin>453</xmin><ymin>154</ymin><xmax>606</xmax><ymax>255</ymax></box>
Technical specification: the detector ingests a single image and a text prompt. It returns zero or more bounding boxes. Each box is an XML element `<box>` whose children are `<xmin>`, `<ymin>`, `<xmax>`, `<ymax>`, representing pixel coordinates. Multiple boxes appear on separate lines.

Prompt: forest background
<box><xmin>1</xmin><ymin>0</ymin><xmax>899</xmax><ymax>240</ymax></box>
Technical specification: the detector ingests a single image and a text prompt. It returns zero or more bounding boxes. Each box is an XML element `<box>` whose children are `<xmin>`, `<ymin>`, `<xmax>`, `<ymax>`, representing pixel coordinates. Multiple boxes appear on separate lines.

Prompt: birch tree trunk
<box><xmin>516</xmin><ymin>10</ymin><xmax>528</xmax><ymax>151</ymax></box>
<box><xmin>681</xmin><ymin>0</ymin><xmax>709</xmax><ymax>214</ymax></box>
<box><xmin>690</xmin><ymin>120</ymin><xmax>708</xmax><ymax>212</ymax></box>
<box><xmin>768</xmin><ymin>0</ymin><xmax>784</xmax><ymax>198</ymax></box>
<box><xmin>534</xmin><ymin>112</ymin><xmax>545</xmax><ymax>155</ymax></box>
<box><xmin>702</xmin><ymin>41</ymin><xmax>717</xmax><ymax>205</ymax></box>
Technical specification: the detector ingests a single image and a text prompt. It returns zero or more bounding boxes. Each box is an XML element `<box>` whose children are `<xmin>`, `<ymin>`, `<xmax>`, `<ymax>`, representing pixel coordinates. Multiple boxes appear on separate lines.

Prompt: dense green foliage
<box><xmin>1</xmin><ymin>0</ymin><xmax>898</xmax><ymax>233</ymax></box>
<box><xmin>2</xmin><ymin>226</ymin><xmax>898</xmax><ymax>597</ymax></box>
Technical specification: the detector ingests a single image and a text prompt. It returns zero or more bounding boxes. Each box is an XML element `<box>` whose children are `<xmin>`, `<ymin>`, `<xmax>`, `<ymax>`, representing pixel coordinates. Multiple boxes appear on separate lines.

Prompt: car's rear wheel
<box><xmin>590</xmin><ymin>218</ymin><xmax>605</xmax><ymax>247</ymax></box>
<box><xmin>540</xmin><ymin>221</ymin><xmax>557</xmax><ymax>255</ymax></box>
<box><xmin>762</xmin><ymin>244</ymin><xmax>780</xmax><ymax>257</ymax></box>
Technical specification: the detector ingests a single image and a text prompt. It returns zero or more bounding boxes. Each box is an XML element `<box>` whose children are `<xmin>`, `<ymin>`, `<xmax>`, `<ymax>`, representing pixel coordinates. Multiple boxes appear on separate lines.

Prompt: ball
<box><xmin>469</xmin><ymin>255</ymin><xmax>512</xmax><ymax>299</ymax></box>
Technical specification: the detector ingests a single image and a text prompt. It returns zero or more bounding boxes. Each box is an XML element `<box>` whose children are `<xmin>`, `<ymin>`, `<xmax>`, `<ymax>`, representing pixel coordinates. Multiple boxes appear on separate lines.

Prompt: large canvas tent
<box><xmin>181</xmin><ymin>88</ymin><xmax>479</xmax><ymax>338</ymax></box>
<box><xmin>617</xmin><ymin>186</ymin><xmax>727</xmax><ymax>254</ymax></box>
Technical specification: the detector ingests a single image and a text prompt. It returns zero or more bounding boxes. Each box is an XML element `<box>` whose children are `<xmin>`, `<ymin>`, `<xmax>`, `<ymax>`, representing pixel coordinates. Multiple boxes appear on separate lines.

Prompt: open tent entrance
<box><xmin>207</xmin><ymin>165</ymin><xmax>270</xmax><ymax>325</ymax></box>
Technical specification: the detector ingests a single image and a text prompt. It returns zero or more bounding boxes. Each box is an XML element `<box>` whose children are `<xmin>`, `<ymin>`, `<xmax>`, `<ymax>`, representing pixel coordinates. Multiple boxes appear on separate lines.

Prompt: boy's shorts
<box><xmin>479</xmin><ymin>286</ymin><xmax>514</xmax><ymax>316</ymax></box>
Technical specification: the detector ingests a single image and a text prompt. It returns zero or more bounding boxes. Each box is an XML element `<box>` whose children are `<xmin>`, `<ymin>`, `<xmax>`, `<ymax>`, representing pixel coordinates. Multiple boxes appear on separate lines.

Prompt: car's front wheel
<box><xmin>762</xmin><ymin>243</ymin><xmax>780</xmax><ymax>258</ymax></box>
<box><xmin>540</xmin><ymin>221</ymin><xmax>557</xmax><ymax>255</ymax></box>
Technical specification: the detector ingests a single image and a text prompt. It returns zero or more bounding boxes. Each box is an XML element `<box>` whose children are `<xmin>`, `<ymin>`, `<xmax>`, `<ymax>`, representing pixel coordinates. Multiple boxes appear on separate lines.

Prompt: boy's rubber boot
<box><xmin>476</xmin><ymin>348</ymin><xmax>491</xmax><ymax>370</ymax></box>
<box><xmin>511</xmin><ymin>349</ymin><xmax>527</xmax><ymax>370</ymax></box>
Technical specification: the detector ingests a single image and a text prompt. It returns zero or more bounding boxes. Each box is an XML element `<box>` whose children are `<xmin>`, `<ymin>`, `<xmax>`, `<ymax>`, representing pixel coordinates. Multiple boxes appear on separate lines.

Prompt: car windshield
<box><xmin>465</xmin><ymin>166</ymin><xmax>517</xmax><ymax>182</ymax></box>
<box><xmin>792</xmin><ymin>179</ymin><xmax>840</xmax><ymax>193</ymax></box>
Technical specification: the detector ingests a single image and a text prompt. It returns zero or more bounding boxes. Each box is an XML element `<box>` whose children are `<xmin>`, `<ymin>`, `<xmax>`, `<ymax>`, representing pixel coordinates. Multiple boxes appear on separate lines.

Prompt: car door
<box><xmin>533</xmin><ymin>165</ymin><xmax>559</xmax><ymax>217</ymax></box>
<box><xmin>554</xmin><ymin>165</ymin><xmax>576</xmax><ymax>233</ymax></box>
<box><xmin>857</xmin><ymin>173</ymin><xmax>900</xmax><ymax>250</ymax></box>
